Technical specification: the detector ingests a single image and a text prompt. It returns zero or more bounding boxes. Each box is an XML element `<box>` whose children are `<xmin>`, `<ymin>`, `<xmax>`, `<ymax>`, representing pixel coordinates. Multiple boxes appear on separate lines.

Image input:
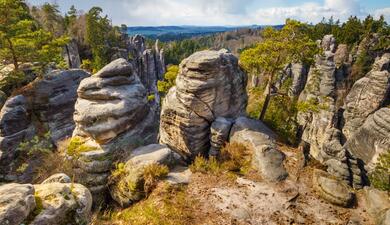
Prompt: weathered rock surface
<box><xmin>312</xmin><ymin>169</ymin><xmax>354</xmax><ymax>207</ymax></box>
<box><xmin>127</xmin><ymin>35</ymin><xmax>166</xmax><ymax>108</ymax></box>
<box><xmin>0</xmin><ymin>183</ymin><xmax>36</xmax><ymax>225</ymax></box>
<box><xmin>209</xmin><ymin>117</ymin><xmax>233</xmax><ymax>156</ymax></box>
<box><xmin>0</xmin><ymin>95</ymin><xmax>35</xmax><ymax>180</ymax></box>
<box><xmin>73</xmin><ymin>58</ymin><xmax>157</xmax><ymax>144</ymax></box>
<box><xmin>33</xmin><ymin>69</ymin><xmax>89</xmax><ymax>143</ymax></box>
<box><xmin>41</xmin><ymin>173</ymin><xmax>71</xmax><ymax>184</ymax></box>
<box><xmin>363</xmin><ymin>187</ymin><xmax>390</xmax><ymax>225</ymax></box>
<box><xmin>288</xmin><ymin>63</ymin><xmax>309</xmax><ymax>97</ymax></box>
<box><xmin>229</xmin><ymin>117</ymin><xmax>288</xmax><ymax>181</ymax></box>
<box><xmin>63</xmin><ymin>39</ymin><xmax>81</xmax><ymax>69</ymax></box>
<box><xmin>109</xmin><ymin>144</ymin><xmax>181</xmax><ymax>207</ymax></box>
<box><xmin>160</xmin><ymin>49</ymin><xmax>247</xmax><ymax>159</ymax></box>
<box><xmin>31</xmin><ymin>183</ymin><xmax>92</xmax><ymax>225</ymax></box>
<box><xmin>72</xmin><ymin>58</ymin><xmax>159</xmax><ymax>204</ymax></box>
<box><xmin>345</xmin><ymin>107</ymin><xmax>390</xmax><ymax>169</ymax></box>
<box><xmin>343</xmin><ymin>53</ymin><xmax>390</xmax><ymax>140</ymax></box>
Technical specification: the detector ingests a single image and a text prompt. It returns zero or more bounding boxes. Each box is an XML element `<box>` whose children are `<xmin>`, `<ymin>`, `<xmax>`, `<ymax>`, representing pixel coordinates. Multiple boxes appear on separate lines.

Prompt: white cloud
<box><xmin>374</xmin><ymin>7</ymin><xmax>390</xmax><ymax>21</ymax></box>
<box><xmin>38</xmin><ymin>0</ymin><xmax>386</xmax><ymax>26</ymax></box>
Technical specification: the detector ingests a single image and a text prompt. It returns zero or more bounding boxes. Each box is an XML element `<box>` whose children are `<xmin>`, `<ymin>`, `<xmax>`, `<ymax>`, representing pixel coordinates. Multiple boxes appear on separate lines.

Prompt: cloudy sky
<box><xmin>28</xmin><ymin>0</ymin><xmax>390</xmax><ymax>26</ymax></box>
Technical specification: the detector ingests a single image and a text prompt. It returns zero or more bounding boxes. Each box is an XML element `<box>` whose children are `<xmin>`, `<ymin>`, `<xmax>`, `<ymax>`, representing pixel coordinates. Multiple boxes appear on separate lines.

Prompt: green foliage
<box><xmin>157</xmin><ymin>65</ymin><xmax>179</xmax><ymax>96</ymax></box>
<box><xmin>66</xmin><ymin>136</ymin><xmax>97</xmax><ymax>157</ymax></box>
<box><xmin>296</xmin><ymin>98</ymin><xmax>328</xmax><ymax>114</ymax></box>
<box><xmin>369</xmin><ymin>150</ymin><xmax>390</xmax><ymax>191</ymax></box>
<box><xmin>18</xmin><ymin>132</ymin><xmax>53</xmax><ymax>156</ymax></box>
<box><xmin>85</xmin><ymin>7</ymin><xmax>122</xmax><ymax>71</ymax></box>
<box><xmin>164</xmin><ymin>40</ymin><xmax>206</xmax><ymax>65</ymax></box>
<box><xmin>80</xmin><ymin>59</ymin><xmax>93</xmax><ymax>72</ymax></box>
<box><xmin>0</xmin><ymin>0</ymin><xmax>69</xmax><ymax>74</ymax></box>
<box><xmin>147</xmin><ymin>94</ymin><xmax>155</xmax><ymax>102</ymax></box>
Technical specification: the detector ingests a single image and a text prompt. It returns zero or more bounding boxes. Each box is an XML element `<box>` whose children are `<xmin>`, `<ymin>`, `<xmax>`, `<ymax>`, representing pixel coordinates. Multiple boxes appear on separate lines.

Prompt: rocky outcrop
<box><xmin>0</xmin><ymin>183</ymin><xmax>36</xmax><ymax>225</ymax></box>
<box><xmin>0</xmin><ymin>69</ymin><xmax>89</xmax><ymax>181</ymax></box>
<box><xmin>41</xmin><ymin>173</ymin><xmax>71</xmax><ymax>184</ymax></box>
<box><xmin>31</xmin><ymin>183</ymin><xmax>92</xmax><ymax>225</ymax></box>
<box><xmin>0</xmin><ymin>182</ymin><xmax>92</xmax><ymax>225</ymax></box>
<box><xmin>160</xmin><ymin>49</ymin><xmax>247</xmax><ymax>159</ymax></box>
<box><xmin>229</xmin><ymin>117</ymin><xmax>288</xmax><ymax>181</ymax></box>
<box><xmin>109</xmin><ymin>144</ymin><xmax>181</xmax><ymax>207</ymax></box>
<box><xmin>209</xmin><ymin>117</ymin><xmax>233</xmax><ymax>157</ymax></box>
<box><xmin>342</xmin><ymin>53</ymin><xmax>390</xmax><ymax>140</ymax></box>
<box><xmin>297</xmin><ymin>35</ymin><xmax>365</xmax><ymax>188</ymax></box>
<box><xmin>127</xmin><ymin>35</ymin><xmax>166</xmax><ymax>108</ymax></box>
<box><xmin>0</xmin><ymin>96</ymin><xmax>35</xmax><ymax>180</ymax></box>
<box><xmin>312</xmin><ymin>169</ymin><xmax>355</xmax><ymax>207</ymax></box>
<box><xmin>32</xmin><ymin>69</ymin><xmax>89</xmax><ymax>143</ymax></box>
<box><xmin>63</xmin><ymin>39</ymin><xmax>81</xmax><ymax>69</ymax></box>
<box><xmin>344</xmin><ymin>107</ymin><xmax>390</xmax><ymax>169</ymax></box>
<box><xmin>287</xmin><ymin>63</ymin><xmax>309</xmax><ymax>97</ymax></box>
<box><xmin>72</xmin><ymin>58</ymin><xmax>158</xmax><ymax>204</ymax></box>
<box><xmin>363</xmin><ymin>188</ymin><xmax>390</xmax><ymax>225</ymax></box>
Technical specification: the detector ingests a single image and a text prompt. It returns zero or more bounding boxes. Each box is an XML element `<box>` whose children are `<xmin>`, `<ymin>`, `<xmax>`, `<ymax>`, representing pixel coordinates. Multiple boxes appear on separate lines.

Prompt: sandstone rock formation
<box><xmin>229</xmin><ymin>117</ymin><xmax>288</xmax><ymax>181</ymax></box>
<box><xmin>342</xmin><ymin>53</ymin><xmax>390</xmax><ymax>140</ymax></box>
<box><xmin>363</xmin><ymin>187</ymin><xmax>390</xmax><ymax>225</ymax></box>
<box><xmin>109</xmin><ymin>144</ymin><xmax>181</xmax><ymax>207</ymax></box>
<box><xmin>312</xmin><ymin>169</ymin><xmax>355</xmax><ymax>207</ymax></box>
<box><xmin>344</xmin><ymin>107</ymin><xmax>390</xmax><ymax>169</ymax></box>
<box><xmin>0</xmin><ymin>182</ymin><xmax>92</xmax><ymax>225</ymax></box>
<box><xmin>287</xmin><ymin>63</ymin><xmax>309</xmax><ymax>97</ymax></box>
<box><xmin>0</xmin><ymin>69</ymin><xmax>89</xmax><ymax>181</ymax></box>
<box><xmin>0</xmin><ymin>183</ymin><xmax>36</xmax><ymax>225</ymax></box>
<box><xmin>72</xmin><ymin>58</ymin><xmax>158</xmax><ymax>203</ymax></box>
<box><xmin>41</xmin><ymin>173</ymin><xmax>71</xmax><ymax>184</ymax></box>
<box><xmin>127</xmin><ymin>35</ymin><xmax>166</xmax><ymax>108</ymax></box>
<box><xmin>63</xmin><ymin>39</ymin><xmax>81</xmax><ymax>69</ymax></box>
<box><xmin>31</xmin><ymin>183</ymin><xmax>92</xmax><ymax>225</ymax></box>
<box><xmin>297</xmin><ymin>35</ymin><xmax>365</xmax><ymax>188</ymax></box>
<box><xmin>0</xmin><ymin>95</ymin><xmax>35</xmax><ymax>180</ymax></box>
<box><xmin>32</xmin><ymin>69</ymin><xmax>89</xmax><ymax>143</ymax></box>
<box><xmin>160</xmin><ymin>49</ymin><xmax>247</xmax><ymax>159</ymax></box>
<box><xmin>209</xmin><ymin>117</ymin><xmax>233</xmax><ymax>156</ymax></box>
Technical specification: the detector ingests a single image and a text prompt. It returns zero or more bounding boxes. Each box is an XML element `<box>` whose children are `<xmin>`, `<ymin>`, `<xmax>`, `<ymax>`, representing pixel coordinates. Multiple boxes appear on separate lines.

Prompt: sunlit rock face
<box><xmin>159</xmin><ymin>49</ymin><xmax>247</xmax><ymax>159</ymax></box>
<box><xmin>72</xmin><ymin>58</ymin><xmax>158</xmax><ymax>204</ymax></box>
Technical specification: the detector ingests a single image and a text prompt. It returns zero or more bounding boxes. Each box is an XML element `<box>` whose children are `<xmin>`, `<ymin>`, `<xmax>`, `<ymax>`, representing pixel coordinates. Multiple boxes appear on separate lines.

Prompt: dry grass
<box><xmin>92</xmin><ymin>183</ymin><xmax>198</xmax><ymax>225</ymax></box>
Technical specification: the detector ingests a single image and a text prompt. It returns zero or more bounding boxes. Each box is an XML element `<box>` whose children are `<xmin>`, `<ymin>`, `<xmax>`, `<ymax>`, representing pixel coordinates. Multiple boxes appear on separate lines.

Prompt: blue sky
<box><xmin>28</xmin><ymin>0</ymin><xmax>390</xmax><ymax>26</ymax></box>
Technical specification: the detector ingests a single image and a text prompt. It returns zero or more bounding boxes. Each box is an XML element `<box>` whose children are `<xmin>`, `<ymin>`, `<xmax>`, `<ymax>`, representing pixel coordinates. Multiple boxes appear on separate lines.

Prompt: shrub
<box><xmin>143</xmin><ymin>164</ymin><xmax>169</xmax><ymax>195</ymax></box>
<box><xmin>190</xmin><ymin>142</ymin><xmax>252</xmax><ymax>175</ymax></box>
<box><xmin>102</xmin><ymin>183</ymin><xmax>196</xmax><ymax>225</ymax></box>
<box><xmin>80</xmin><ymin>59</ymin><xmax>93</xmax><ymax>72</ymax></box>
<box><xmin>147</xmin><ymin>94</ymin><xmax>155</xmax><ymax>102</ymax></box>
<box><xmin>66</xmin><ymin>136</ymin><xmax>97</xmax><ymax>157</ymax></box>
<box><xmin>157</xmin><ymin>65</ymin><xmax>179</xmax><ymax>97</ymax></box>
<box><xmin>369</xmin><ymin>150</ymin><xmax>390</xmax><ymax>191</ymax></box>
<box><xmin>18</xmin><ymin>132</ymin><xmax>53</xmax><ymax>156</ymax></box>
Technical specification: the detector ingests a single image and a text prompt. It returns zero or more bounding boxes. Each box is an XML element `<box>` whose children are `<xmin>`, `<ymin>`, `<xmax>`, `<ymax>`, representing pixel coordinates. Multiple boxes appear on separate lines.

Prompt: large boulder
<box><xmin>160</xmin><ymin>49</ymin><xmax>247</xmax><ymax>159</ymax></box>
<box><xmin>30</xmin><ymin>183</ymin><xmax>92</xmax><ymax>225</ymax></box>
<box><xmin>342</xmin><ymin>53</ymin><xmax>390</xmax><ymax>140</ymax></box>
<box><xmin>109</xmin><ymin>144</ymin><xmax>181</xmax><ymax>207</ymax></box>
<box><xmin>73</xmin><ymin>58</ymin><xmax>158</xmax><ymax>145</ymax></box>
<box><xmin>344</xmin><ymin>107</ymin><xmax>390</xmax><ymax>169</ymax></box>
<box><xmin>312</xmin><ymin>169</ymin><xmax>355</xmax><ymax>207</ymax></box>
<box><xmin>229</xmin><ymin>117</ymin><xmax>288</xmax><ymax>181</ymax></box>
<box><xmin>72</xmin><ymin>58</ymin><xmax>158</xmax><ymax>204</ymax></box>
<box><xmin>0</xmin><ymin>183</ymin><xmax>36</xmax><ymax>225</ymax></box>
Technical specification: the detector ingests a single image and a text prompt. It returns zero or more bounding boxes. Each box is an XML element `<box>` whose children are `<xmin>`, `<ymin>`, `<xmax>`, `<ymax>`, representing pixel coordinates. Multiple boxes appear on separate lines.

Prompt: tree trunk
<box><xmin>259</xmin><ymin>82</ymin><xmax>271</xmax><ymax>121</ymax></box>
<box><xmin>7</xmin><ymin>38</ymin><xmax>18</xmax><ymax>70</ymax></box>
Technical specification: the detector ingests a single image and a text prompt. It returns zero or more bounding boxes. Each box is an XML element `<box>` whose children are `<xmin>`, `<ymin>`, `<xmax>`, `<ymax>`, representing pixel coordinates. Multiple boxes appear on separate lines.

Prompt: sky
<box><xmin>27</xmin><ymin>0</ymin><xmax>390</xmax><ymax>26</ymax></box>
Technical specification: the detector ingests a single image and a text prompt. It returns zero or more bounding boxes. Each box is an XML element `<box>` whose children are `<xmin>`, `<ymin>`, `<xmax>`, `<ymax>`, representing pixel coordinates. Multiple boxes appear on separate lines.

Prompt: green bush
<box><xmin>157</xmin><ymin>65</ymin><xmax>179</xmax><ymax>97</ymax></box>
<box><xmin>66</xmin><ymin>136</ymin><xmax>97</xmax><ymax>157</ymax></box>
<box><xmin>369</xmin><ymin>150</ymin><xmax>390</xmax><ymax>191</ymax></box>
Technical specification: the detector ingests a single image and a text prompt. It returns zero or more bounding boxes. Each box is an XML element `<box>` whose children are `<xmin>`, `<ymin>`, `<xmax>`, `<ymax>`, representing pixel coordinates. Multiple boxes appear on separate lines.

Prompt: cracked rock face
<box><xmin>342</xmin><ymin>53</ymin><xmax>390</xmax><ymax>140</ymax></box>
<box><xmin>344</xmin><ymin>107</ymin><xmax>390</xmax><ymax>170</ymax></box>
<box><xmin>73</xmin><ymin>58</ymin><xmax>157</xmax><ymax>144</ymax></box>
<box><xmin>159</xmin><ymin>49</ymin><xmax>247</xmax><ymax>159</ymax></box>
